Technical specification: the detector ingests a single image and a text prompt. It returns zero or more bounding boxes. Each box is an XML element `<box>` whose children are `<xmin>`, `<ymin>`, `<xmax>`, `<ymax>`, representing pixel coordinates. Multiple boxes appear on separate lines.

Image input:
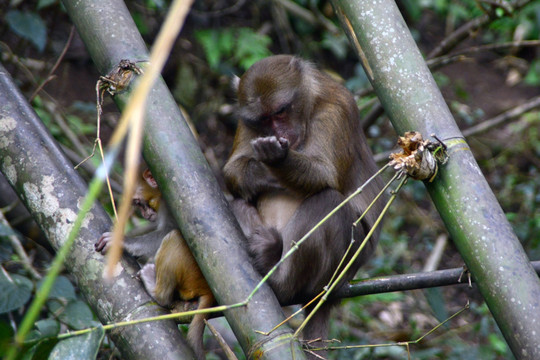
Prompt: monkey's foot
<box><xmin>95</xmin><ymin>232</ymin><xmax>112</xmax><ymax>253</ymax></box>
<box><xmin>139</xmin><ymin>263</ymin><xmax>157</xmax><ymax>295</ymax></box>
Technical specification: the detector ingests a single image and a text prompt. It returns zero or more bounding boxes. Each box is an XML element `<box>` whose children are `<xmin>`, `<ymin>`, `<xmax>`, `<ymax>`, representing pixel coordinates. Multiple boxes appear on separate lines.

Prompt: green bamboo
<box><xmin>0</xmin><ymin>63</ymin><xmax>195</xmax><ymax>359</ymax></box>
<box><xmin>331</xmin><ymin>1</ymin><xmax>540</xmax><ymax>358</ymax></box>
<box><xmin>61</xmin><ymin>0</ymin><xmax>304</xmax><ymax>359</ymax></box>
<box><xmin>6</xmin><ymin>171</ymin><xmax>105</xmax><ymax>360</ymax></box>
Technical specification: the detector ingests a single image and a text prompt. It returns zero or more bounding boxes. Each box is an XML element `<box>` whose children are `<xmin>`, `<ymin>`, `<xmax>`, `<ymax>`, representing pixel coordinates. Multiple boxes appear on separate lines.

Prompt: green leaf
<box><xmin>321</xmin><ymin>32</ymin><xmax>349</xmax><ymax>60</ymax></box>
<box><xmin>173</xmin><ymin>63</ymin><xmax>198</xmax><ymax>107</ymax></box>
<box><xmin>58</xmin><ymin>300</ymin><xmax>95</xmax><ymax>330</ymax></box>
<box><xmin>0</xmin><ymin>271</ymin><xmax>33</xmax><ymax>314</ymax></box>
<box><xmin>195</xmin><ymin>29</ymin><xmax>222</xmax><ymax>69</ymax></box>
<box><xmin>65</xmin><ymin>114</ymin><xmax>96</xmax><ymax>135</ymax></box>
<box><xmin>26</xmin><ymin>337</ymin><xmax>58</xmax><ymax>360</ymax></box>
<box><xmin>424</xmin><ymin>287</ymin><xmax>449</xmax><ymax>324</ymax></box>
<box><xmin>37</xmin><ymin>0</ymin><xmax>57</xmax><ymax>9</ymax></box>
<box><xmin>5</xmin><ymin>11</ymin><xmax>47</xmax><ymax>52</ymax></box>
<box><xmin>49</xmin><ymin>326</ymin><xmax>104</xmax><ymax>360</ymax></box>
<box><xmin>219</xmin><ymin>29</ymin><xmax>235</xmax><ymax>56</ymax></box>
<box><xmin>235</xmin><ymin>28</ymin><xmax>272</xmax><ymax>70</ymax></box>
<box><xmin>35</xmin><ymin>319</ymin><xmax>60</xmax><ymax>338</ymax></box>
<box><xmin>524</xmin><ymin>60</ymin><xmax>540</xmax><ymax>86</ymax></box>
<box><xmin>0</xmin><ymin>320</ymin><xmax>15</xmax><ymax>356</ymax></box>
<box><xmin>132</xmin><ymin>12</ymin><xmax>149</xmax><ymax>36</ymax></box>
<box><xmin>488</xmin><ymin>333</ymin><xmax>508</xmax><ymax>354</ymax></box>
<box><xmin>38</xmin><ymin>275</ymin><xmax>76</xmax><ymax>301</ymax></box>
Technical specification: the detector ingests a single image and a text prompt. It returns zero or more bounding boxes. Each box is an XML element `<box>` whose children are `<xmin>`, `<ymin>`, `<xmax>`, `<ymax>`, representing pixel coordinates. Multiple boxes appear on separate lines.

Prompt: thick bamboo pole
<box><xmin>331</xmin><ymin>1</ymin><xmax>540</xmax><ymax>358</ymax></box>
<box><xmin>0</xmin><ymin>63</ymin><xmax>196</xmax><ymax>359</ymax></box>
<box><xmin>60</xmin><ymin>0</ymin><xmax>304</xmax><ymax>358</ymax></box>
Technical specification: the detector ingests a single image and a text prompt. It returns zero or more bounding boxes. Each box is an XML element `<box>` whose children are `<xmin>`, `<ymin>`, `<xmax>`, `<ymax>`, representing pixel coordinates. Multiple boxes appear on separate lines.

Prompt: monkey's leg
<box><xmin>230</xmin><ymin>198</ymin><xmax>283</xmax><ymax>272</ymax></box>
<box><xmin>302</xmin><ymin>300</ymin><xmax>335</xmax><ymax>359</ymax></box>
<box><xmin>229</xmin><ymin>198</ymin><xmax>264</xmax><ymax>238</ymax></box>
<box><xmin>141</xmin><ymin>231</ymin><xmax>181</xmax><ymax>306</ymax></box>
<box><xmin>260</xmin><ymin>189</ymin><xmax>356</xmax><ymax>299</ymax></box>
<box><xmin>139</xmin><ymin>263</ymin><xmax>159</xmax><ymax>299</ymax></box>
<box><xmin>187</xmin><ymin>294</ymin><xmax>214</xmax><ymax>360</ymax></box>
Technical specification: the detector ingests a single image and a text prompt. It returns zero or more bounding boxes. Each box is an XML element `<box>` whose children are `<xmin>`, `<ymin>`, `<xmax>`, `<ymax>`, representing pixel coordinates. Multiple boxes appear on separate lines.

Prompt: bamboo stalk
<box><xmin>331</xmin><ymin>1</ymin><xmax>540</xmax><ymax>358</ymax></box>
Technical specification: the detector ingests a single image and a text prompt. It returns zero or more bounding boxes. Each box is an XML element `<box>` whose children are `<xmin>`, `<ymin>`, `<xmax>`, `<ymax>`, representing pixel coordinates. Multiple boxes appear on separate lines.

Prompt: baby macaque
<box><xmin>95</xmin><ymin>169</ymin><xmax>214</xmax><ymax>360</ymax></box>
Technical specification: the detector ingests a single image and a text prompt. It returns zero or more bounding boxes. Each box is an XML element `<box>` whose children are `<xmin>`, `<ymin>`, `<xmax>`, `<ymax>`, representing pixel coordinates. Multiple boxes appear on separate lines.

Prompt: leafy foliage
<box><xmin>0</xmin><ymin>272</ymin><xmax>33</xmax><ymax>314</ymax></box>
<box><xmin>195</xmin><ymin>27</ymin><xmax>272</xmax><ymax>72</ymax></box>
<box><xmin>49</xmin><ymin>326</ymin><xmax>104</xmax><ymax>360</ymax></box>
<box><xmin>1</xmin><ymin>0</ymin><xmax>539</xmax><ymax>359</ymax></box>
<box><xmin>5</xmin><ymin>10</ymin><xmax>47</xmax><ymax>52</ymax></box>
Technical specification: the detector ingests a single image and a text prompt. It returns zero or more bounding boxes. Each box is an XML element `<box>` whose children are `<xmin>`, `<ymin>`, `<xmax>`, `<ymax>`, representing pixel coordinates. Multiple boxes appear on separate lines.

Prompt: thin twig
<box><xmin>75</xmin><ymin>82</ymin><xmax>118</xmax><ymax>219</ymax></box>
<box><xmin>29</xmin><ymin>26</ymin><xmax>76</xmax><ymax>102</ymax></box>
<box><xmin>205</xmin><ymin>319</ymin><xmax>239</xmax><ymax>360</ymax></box>
<box><xmin>295</xmin><ymin>173</ymin><xmax>407</xmax><ymax>338</ymax></box>
<box><xmin>29</xmin><ymin>303</ymin><xmax>242</xmax><ymax>345</ymax></box>
<box><xmin>427</xmin><ymin>40</ymin><xmax>540</xmax><ymax>70</ymax></box>
<box><xmin>462</xmin><ymin>94</ymin><xmax>540</xmax><ymax>137</ymax></box>
<box><xmin>0</xmin><ymin>210</ymin><xmax>41</xmax><ymax>280</ymax></box>
<box><xmin>273</xmin><ymin>0</ymin><xmax>339</xmax><ymax>34</ymax></box>
<box><xmin>312</xmin><ymin>302</ymin><xmax>470</xmax><ymax>354</ymax></box>
<box><xmin>245</xmin><ymin>164</ymin><xmax>390</xmax><ymax>303</ymax></box>
<box><xmin>423</xmin><ymin>234</ymin><xmax>448</xmax><ymax>272</ymax></box>
<box><xmin>427</xmin><ymin>0</ymin><xmax>530</xmax><ymax>59</ymax></box>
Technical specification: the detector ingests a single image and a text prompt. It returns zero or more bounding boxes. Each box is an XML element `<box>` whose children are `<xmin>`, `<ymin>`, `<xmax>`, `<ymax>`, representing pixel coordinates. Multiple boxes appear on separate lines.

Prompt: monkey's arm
<box><xmin>124</xmin><ymin>204</ymin><xmax>178</xmax><ymax>262</ymax></box>
<box><xmin>123</xmin><ymin>230</ymin><xmax>167</xmax><ymax>261</ymax></box>
<box><xmin>95</xmin><ymin>207</ymin><xmax>176</xmax><ymax>263</ymax></box>
<box><xmin>224</xmin><ymin>124</ymin><xmax>285</xmax><ymax>200</ymax></box>
<box><xmin>224</xmin><ymin>153</ymin><xmax>283</xmax><ymax>201</ymax></box>
<box><xmin>95</xmin><ymin>229</ymin><xmax>166</xmax><ymax>263</ymax></box>
<box><xmin>252</xmin><ymin>134</ymin><xmax>340</xmax><ymax>195</ymax></box>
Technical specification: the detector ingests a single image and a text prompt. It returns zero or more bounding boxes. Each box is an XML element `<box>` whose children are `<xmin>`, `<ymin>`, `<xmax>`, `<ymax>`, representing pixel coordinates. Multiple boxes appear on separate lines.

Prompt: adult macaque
<box><xmin>95</xmin><ymin>169</ymin><xmax>214</xmax><ymax>360</ymax></box>
<box><xmin>224</xmin><ymin>55</ymin><xmax>384</xmax><ymax>350</ymax></box>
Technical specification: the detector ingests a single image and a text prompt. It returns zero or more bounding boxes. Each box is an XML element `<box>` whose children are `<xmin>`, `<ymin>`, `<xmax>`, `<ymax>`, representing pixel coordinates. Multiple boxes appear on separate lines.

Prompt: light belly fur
<box><xmin>257</xmin><ymin>191</ymin><xmax>303</xmax><ymax>231</ymax></box>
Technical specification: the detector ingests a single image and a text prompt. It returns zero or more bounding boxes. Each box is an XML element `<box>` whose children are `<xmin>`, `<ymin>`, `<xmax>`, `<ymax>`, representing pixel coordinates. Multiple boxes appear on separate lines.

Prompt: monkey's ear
<box><xmin>142</xmin><ymin>169</ymin><xmax>159</xmax><ymax>189</ymax></box>
<box><xmin>231</xmin><ymin>75</ymin><xmax>240</xmax><ymax>92</ymax></box>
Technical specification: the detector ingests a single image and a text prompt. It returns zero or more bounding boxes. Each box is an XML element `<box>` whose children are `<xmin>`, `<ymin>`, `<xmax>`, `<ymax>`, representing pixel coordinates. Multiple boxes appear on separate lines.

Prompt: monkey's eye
<box><xmin>273</xmin><ymin>105</ymin><xmax>288</xmax><ymax>121</ymax></box>
<box><xmin>260</xmin><ymin>115</ymin><xmax>271</xmax><ymax>124</ymax></box>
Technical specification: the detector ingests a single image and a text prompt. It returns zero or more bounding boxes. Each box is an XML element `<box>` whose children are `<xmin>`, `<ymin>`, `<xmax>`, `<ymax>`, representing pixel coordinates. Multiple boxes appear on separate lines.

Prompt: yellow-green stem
<box><xmin>246</xmin><ymin>164</ymin><xmax>390</xmax><ymax>302</ymax></box>
<box><xmin>294</xmin><ymin>174</ymin><xmax>408</xmax><ymax>337</ymax></box>
<box><xmin>5</xmin><ymin>152</ymin><xmax>117</xmax><ymax>360</ymax></box>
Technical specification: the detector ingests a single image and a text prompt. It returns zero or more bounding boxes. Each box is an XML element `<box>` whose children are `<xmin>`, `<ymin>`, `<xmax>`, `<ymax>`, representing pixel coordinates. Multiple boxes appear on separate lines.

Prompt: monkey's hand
<box><xmin>251</xmin><ymin>136</ymin><xmax>289</xmax><ymax>164</ymax></box>
<box><xmin>95</xmin><ymin>232</ymin><xmax>112</xmax><ymax>254</ymax></box>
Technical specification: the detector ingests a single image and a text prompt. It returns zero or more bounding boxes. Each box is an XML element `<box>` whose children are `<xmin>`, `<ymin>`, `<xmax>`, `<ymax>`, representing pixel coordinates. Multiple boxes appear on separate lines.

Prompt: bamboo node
<box><xmin>388</xmin><ymin>131</ymin><xmax>448</xmax><ymax>181</ymax></box>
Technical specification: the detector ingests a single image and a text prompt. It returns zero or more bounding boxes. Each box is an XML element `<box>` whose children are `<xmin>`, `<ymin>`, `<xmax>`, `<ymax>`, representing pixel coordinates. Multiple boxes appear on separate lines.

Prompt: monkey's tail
<box><xmin>187</xmin><ymin>294</ymin><xmax>215</xmax><ymax>360</ymax></box>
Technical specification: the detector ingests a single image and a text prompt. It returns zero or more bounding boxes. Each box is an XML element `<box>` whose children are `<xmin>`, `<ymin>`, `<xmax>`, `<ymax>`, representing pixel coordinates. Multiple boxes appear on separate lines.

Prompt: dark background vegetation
<box><xmin>1</xmin><ymin>0</ymin><xmax>539</xmax><ymax>359</ymax></box>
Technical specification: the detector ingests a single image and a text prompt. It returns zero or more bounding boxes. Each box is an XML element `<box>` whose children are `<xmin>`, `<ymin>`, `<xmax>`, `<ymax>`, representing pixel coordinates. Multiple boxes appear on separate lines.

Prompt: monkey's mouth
<box><xmin>139</xmin><ymin>206</ymin><xmax>157</xmax><ymax>222</ymax></box>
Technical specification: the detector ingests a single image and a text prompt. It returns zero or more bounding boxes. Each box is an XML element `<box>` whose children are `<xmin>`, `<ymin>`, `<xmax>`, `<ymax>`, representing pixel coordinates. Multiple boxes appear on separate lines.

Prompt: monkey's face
<box><xmin>133</xmin><ymin>171</ymin><xmax>161</xmax><ymax>223</ymax></box>
<box><xmin>133</xmin><ymin>196</ymin><xmax>159</xmax><ymax>222</ymax></box>
<box><xmin>237</xmin><ymin>55</ymin><xmax>306</xmax><ymax>148</ymax></box>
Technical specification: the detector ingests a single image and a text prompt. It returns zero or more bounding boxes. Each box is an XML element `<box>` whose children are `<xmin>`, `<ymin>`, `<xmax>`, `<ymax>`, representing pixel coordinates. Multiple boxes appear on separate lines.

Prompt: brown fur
<box><xmin>97</xmin><ymin>169</ymin><xmax>214</xmax><ymax>360</ymax></box>
<box><xmin>142</xmin><ymin>229</ymin><xmax>214</xmax><ymax>360</ymax></box>
<box><xmin>224</xmin><ymin>55</ymin><xmax>385</xmax><ymax>357</ymax></box>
